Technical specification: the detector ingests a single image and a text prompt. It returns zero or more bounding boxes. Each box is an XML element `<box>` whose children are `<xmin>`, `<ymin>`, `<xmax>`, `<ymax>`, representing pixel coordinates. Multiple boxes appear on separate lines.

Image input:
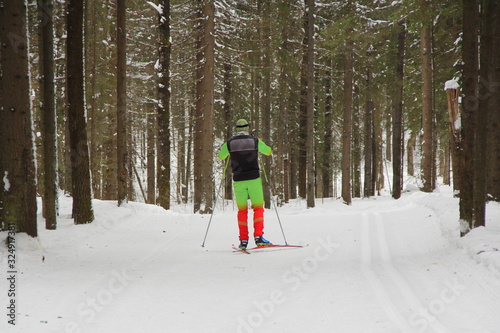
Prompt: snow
<box><xmin>2</xmin><ymin>186</ymin><xmax>500</xmax><ymax>332</ymax></box>
<box><xmin>454</xmin><ymin>117</ymin><xmax>462</xmax><ymax>131</ymax></box>
<box><xmin>3</xmin><ymin>171</ymin><xmax>10</xmax><ymax>191</ymax></box>
<box><xmin>444</xmin><ymin>79</ymin><xmax>459</xmax><ymax>90</ymax></box>
<box><xmin>146</xmin><ymin>2</ymin><xmax>163</xmax><ymax>16</ymax></box>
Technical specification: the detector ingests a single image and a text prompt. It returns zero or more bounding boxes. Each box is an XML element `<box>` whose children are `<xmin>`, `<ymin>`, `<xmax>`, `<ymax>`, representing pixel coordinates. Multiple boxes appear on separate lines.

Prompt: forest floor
<box><xmin>1</xmin><ymin>185</ymin><xmax>500</xmax><ymax>333</ymax></box>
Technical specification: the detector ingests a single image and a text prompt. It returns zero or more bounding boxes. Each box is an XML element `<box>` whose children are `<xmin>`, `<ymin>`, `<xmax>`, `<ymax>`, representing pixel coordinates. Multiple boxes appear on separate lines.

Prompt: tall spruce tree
<box><xmin>39</xmin><ymin>0</ymin><xmax>58</xmax><ymax>228</ymax></box>
<box><xmin>0</xmin><ymin>0</ymin><xmax>38</xmax><ymax>237</ymax></box>
<box><xmin>420</xmin><ymin>0</ymin><xmax>434</xmax><ymax>193</ymax></box>
<box><xmin>193</xmin><ymin>0</ymin><xmax>215</xmax><ymax>214</ymax></box>
<box><xmin>305</xmin><ymin>0</ymin><xmax>315</xmax><ymax>208</ymax></box>
<box><xmin>392</xmin><ymin>21</ymin><xmax>405</xmax><ymax>200</ymax></box>
<box><xmin>117</xmin><ymin>0</ymin><xmax>128</xmax><ymax>206</ymax></box>
<box><xmin>67</xmin><ymin>0</ymin><xmax>94</xmax><ymax>224</ymax></box>
<box><xmin>156</xmin><ymin>0</ymin><xmax>171</xmax><ymax>210</ymax></box>
<box><xmin>459</xmin><ymin>0</ymin><xmax>479</xmax><ymax>234</ymax></box>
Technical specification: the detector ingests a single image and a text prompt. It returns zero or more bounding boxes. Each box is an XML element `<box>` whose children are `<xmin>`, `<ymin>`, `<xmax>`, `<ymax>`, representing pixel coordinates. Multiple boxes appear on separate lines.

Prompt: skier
<box><xmin>218</xmin><ymin>119</ymin><xmax>273</xmax><ymax>250</ymax></box>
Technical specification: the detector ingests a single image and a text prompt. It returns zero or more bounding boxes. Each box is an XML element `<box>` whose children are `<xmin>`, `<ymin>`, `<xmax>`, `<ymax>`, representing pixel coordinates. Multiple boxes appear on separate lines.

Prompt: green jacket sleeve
<box><xmin>258</xmin><ymin>140</ymin><xmax>272</xmax><ymax>156</ymax></box>
<box><xmin>218</xmin><ymin>142</ymin><xmax>229</xmax><ymax>160</ymax></box>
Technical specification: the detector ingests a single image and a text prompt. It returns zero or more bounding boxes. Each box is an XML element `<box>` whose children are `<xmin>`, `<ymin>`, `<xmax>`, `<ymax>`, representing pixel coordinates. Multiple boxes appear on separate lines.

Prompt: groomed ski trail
<box><xmin>6</xmin><ymin>194</ymin><xmax>500</xmax><ymax>333</ymax></box>
<box><xmin>360</xmin><ymin>212</ymin><xmax>449</xmax><ymax>333</ymax></box>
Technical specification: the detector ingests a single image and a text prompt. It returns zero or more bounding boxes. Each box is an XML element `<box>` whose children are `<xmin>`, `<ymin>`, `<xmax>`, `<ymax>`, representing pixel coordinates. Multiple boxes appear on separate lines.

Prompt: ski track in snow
<box><xmin>2</xmin><ymin>192</ymin><xmax>500</xmax><ymax>333</ymax></box>
<box><xmin>361</xmin><ymin>212</ymin><xmax>449</xmax><ymax>333</ymax></box>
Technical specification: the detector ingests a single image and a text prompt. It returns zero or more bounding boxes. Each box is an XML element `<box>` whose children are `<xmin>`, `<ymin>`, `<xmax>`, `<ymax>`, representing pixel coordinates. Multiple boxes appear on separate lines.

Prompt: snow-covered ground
<box><xmin>1</xmin><ymin>185</ymin><xmax>500</xmax><ymax>333</ymax></box>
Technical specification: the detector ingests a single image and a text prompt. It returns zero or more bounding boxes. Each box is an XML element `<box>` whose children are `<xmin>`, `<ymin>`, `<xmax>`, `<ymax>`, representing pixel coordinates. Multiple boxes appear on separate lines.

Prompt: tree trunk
<box><xmin>474</xmin><ymin>0</ymin><xmax>497</xmax><ymax>228</ymax></box>
<box><xmin>352</xmin><ymin>85</ymin><xmax>361</xmax><ymax>198</ymax></box>
<box><xmin>446</xmin><ymin>87</ymin><xmax>461</xmax><ymax>193</ymax></box>
<box><xmin>305</xmin><ymin>0</ymin><xmax>315</xmax><ymax>208</ymax></box>
<box><xmin>322</xmin><ymin>57</ymin><xmax>333</xmax><ymax>198</ymax></box>
<box><xmin>223</xmin><ymin>62</ymin><xmax>233</xmax><ymax>200</ymax></box>
<box><xmin>373</xmin><ymin>98</ymin><xmax>383</xmax><ymax>195</ymax></box>
<box><xmin>277</xmin><ymin>30</ymin><xmax>289</xmax><ymax>204</ymax></box>
<box><xmin>261</xmin><ymin>0</ymin><xmax>271</xmax><ymax>208</ymax></box>
<box><xmin>420</xmin><ymin>0</ymin><xmax>434</xmax><ymax>193</ymax></box>
<box><xmin>147</xmin><ymin>110</ymin><xmax>156</xmax><ymax>204</ymax></box>
<box><xmin>407</xmin><ymin>132</ymin><xmax>416</xmax><ymax>177</ymax></box>
<box><xmin>488</xmin><ymin>1</ymin><xmax>500</xmax><ymax>202</ymax></box>
<box><xmin>117</xmin><ymin>0</ymin><xmax>128</xmax><ymax>206</ymax></box>
<box><xmin>0</xmin><ymin>0</ymin><xmax>38</xmax><ymax>236</ymax></box>
<box><xmin>392</xmin><ymin>21</ymin><xmax>405</xmax><ymax>199</ymax></box>
<box><xmin>88</xmin><ymin>0</ymin><xmax>100</xmax><ymax>199</ymax></box>
<box><xmin>67</xmin><ymin>0</ymin><xmax>94</xmax><ymax>224</ymax></box>
<box><xmin>342</xmin><ymin>37</ymin><xmax>353</xmax><ymax>205</ymax></box>
<box><xmin>290</xmin><ymin>146</ymin><xmax>298</xmax><ymax>200</ymax></box>
<box><xmin>39</xmin><ymin>0</ymin><xmax>58</xmax><ymax>228</ymax></box>
<box><xmin>460</xmin><ymin>0</ymin><xmax>478</xmax><ymax>235</ymax></box>
<box><xmin>157</xmin><ymin>0</ymin><xmax>171</xmax><ymax>210</ymax></box>
<box><xmin>193</xmin><ymin>0</ymin><xmax>215</xmax><ymax>214</ymax></box>
<box><xmin>298</xmin><ymin>8</ymin><xmax>309</xmax><ymax>200</ymax></box>
<box><xmin>364</xmin><ymin>68</ymin><xmax>373</xmax><ymax>198</ymax></box>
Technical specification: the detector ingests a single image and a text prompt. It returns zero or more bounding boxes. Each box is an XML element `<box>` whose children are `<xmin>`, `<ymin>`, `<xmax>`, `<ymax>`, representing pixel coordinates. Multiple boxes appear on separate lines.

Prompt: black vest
<box><xmin>227</xmin><ymin>135</ymin><xmax>259</xmax><ymax>181</ymax></box>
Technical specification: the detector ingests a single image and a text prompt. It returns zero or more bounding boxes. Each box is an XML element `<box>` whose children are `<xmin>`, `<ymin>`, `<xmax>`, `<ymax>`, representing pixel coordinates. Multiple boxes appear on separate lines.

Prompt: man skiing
<box><xmin>218</xmin><ymin>119</ymin><xmax>273</xmax><ymax>250</ymax></box>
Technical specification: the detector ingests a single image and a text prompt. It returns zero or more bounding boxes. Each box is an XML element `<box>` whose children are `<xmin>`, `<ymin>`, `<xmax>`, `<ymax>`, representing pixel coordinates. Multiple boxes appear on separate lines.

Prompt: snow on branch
<box><xmin>146</xmin><ymin>1</ymin><xmax>163</xmax><ymax>15</ymax></box>
<box><xmin>444</xmin><ymin>79</ymin><xmax>459</xmax><ymax>90</ymax></box>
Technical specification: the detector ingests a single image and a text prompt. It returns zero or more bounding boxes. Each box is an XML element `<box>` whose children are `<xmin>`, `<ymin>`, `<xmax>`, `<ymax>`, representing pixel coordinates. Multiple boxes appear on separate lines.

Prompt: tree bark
<box><xmin>364</xmin><ymin>67</ymin><xmax>373</xmax><ymax>198</ymax></box>
<box><xmin>260</xmin><ymin>0</ymin><xmax>272</xmax><ymax>208</ymax></box>
<box><xmin>407</xmin><ymin>132</ymin><xmax>416</xmax><ymax>177</ymax></box>
<box><xmin>460</xmin><ymin>0</ymin><xmax>479</xmax><ymax>235</ymax></box>
<box><xmin>474</xmin><ymin>0</ymin><xmax>497</xmax><ymax>228</ymax></box>
<box><xmin>147</xmin><ymin>110</ymin><xmax>156</xmax><ymax>204</ymax></box>
<box><xmin>305</xmin><ymin>0</ymin><xmax>315</xmax><ymax>208</ymax></box>
<box><xmin>88</xmin><ymin>0</ymin><xmax>100</xmax><ymax>199</ymax></box>
<box><xmin>392</xmin><ymin>22</ymin><xmax>405</xmax><ymax>199</ymax></box>
<box><xmin>157</xmin><ymin>0</ymin><xmax>171</xmax><ymax>210</ymax></box>
<box><xmin>193</xmin><ymin>0</ymin><xmax>215</xmax><ymax>214</ymax></box>
<box><xmin>223</xmin><ymin>62</ymin><xmax>233</xmax><ymax>200</ymax></box>
<box><xmin>487</xmin><ymin>1</ymin><xmax>500</xmax><ymax>202</ymax></box>
<box><xmin>446</xmin><ymin>87</ymin><xmax>461</xmax><ymax>194</ymax></box>
<box><xmin>420</xmin><ymin>0</ymin><xmax>434</xmax><ymax>193</ymax></box>
<box><xmin>117</xmin><ymin>0</ymin><xmax>128</xmax><ymax>206</ymax></box>
<box><xmin>322</xmin><ymin>57</ymin><xmax>333</xmax><ymax>198</ymax></box>
<box><xmin>342</xmin><ymin>37</ymin><xmax>353</xmax><ymax>205</ymax></box>
<box><xmin>39</xmin><ymin>0</ymin><xmax>58</xmax><ymax>228</ymax></box>
<box><xmin>352</xmin><ymin>85</ymin><xmax>361</xmax><ymax>198</ymax></box>
<box><xmin>67</xmin><ymin>0</ymin><xmax>94</xmax><ymax>224</ymax></box>
<box><xmin>0</xmin><ymin>0</ymin><xmax>38</xmax><ymax>236</ymax></box>
<box><xmin>298</xmin><ymin>6</ymin><xmax>309</xmax><ymax>200</ymax></box>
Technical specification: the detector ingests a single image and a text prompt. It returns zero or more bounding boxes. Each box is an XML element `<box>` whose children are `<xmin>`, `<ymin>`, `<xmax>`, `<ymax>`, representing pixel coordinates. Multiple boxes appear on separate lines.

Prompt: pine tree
<box><xmin>67</xmin><ymin>0</ymin><xmax>94</xmax><ymax>224</ymax></box>
<box><xmin>39</xmin><ymin>0</ymin><xmax>58</xmax><ymax>228</ymax></box>
<box><xmin>156</xmin><ymin>0</ymin><xmax>171</xmax><ymax>210</ymax></box>
<box><xmin>193</xmin><ymin>0</ymin><xmax>215</xmax><ymax>214</ymax></box>
<box><xmin>392</xmin><ymin>21</ymin><xmax>405</xmax><ymax>200</ymax></box>
<box><xmin>487</xmin><ymin>1</ymin><xmax>500</xmax><ymax>202</ymax></box>
<box><xmin>342</xmin><ymin>35</ymin><xmax>353</xmax><ymax>205</ymax></box>
<box><xmin>305</xmin><ymin>0</ymin><xmax>315</xmax><ymax>208</ymax></box>
<box><xmin>420</xmin><ymin>0</ymin><xmax>434</xmax><ymax>193</ymax></box>
<box><xmin>459</xmin><ymin>0</ymin><xmax>478</xmax><ymax>232</ymax></box>
<box><xmin>117</xmin><ymin>0</ymin><xmax>128</xmax><ymax>206</ymax></box>
<box><xmin>0</xmin><ymin>0</ymin><xmax>38</xmax><ymax>236</ymax></box>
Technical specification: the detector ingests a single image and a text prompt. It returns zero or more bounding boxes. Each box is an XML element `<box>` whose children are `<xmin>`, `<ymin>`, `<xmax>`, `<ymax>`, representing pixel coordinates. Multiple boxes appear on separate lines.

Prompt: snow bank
<box><xmin>408</xmin><ymin>187</ymin><xmax>500</xmax><ymax>276</ymax></box>
<box><xmin>458</xmin><ymin>202</ymin><xmax>500</xmax><ymax>277</ymax></box>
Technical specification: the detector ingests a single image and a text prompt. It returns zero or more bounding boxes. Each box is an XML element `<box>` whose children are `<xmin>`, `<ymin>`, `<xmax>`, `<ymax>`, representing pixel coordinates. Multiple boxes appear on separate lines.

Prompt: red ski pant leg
<box><xmin>234</xmin><ymin>178</ymin><xmax>265</xmax><ymax>241</ymax></box>
<box><xmin>237</xmin><ymin>209</ymin><xmax>249</xmax><ymax>241</ymax></box>
<box><xmin>253</xmin><ymin>207</ymin><xmax>264</xmax><ymax>237</ymax></box>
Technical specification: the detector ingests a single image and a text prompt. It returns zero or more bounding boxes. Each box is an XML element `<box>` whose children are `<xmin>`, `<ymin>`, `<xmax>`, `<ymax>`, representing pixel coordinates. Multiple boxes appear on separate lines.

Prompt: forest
<box><xmin>0</xmin><ymin>0</ymin><xmax>499</xmax><ymax>239</ymax></box>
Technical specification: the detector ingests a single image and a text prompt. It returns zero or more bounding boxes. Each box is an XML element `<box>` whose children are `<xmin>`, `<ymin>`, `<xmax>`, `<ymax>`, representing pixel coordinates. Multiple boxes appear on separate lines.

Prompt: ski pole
<box><xmin>201</xmin><ymin>158</ymin><xmax>230</xmax><ymax>247</ymax></box>
<box><xmin>260</xmin><ymin>157</ymin><xmax>288</xmax><ymax>245</ymax></box>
